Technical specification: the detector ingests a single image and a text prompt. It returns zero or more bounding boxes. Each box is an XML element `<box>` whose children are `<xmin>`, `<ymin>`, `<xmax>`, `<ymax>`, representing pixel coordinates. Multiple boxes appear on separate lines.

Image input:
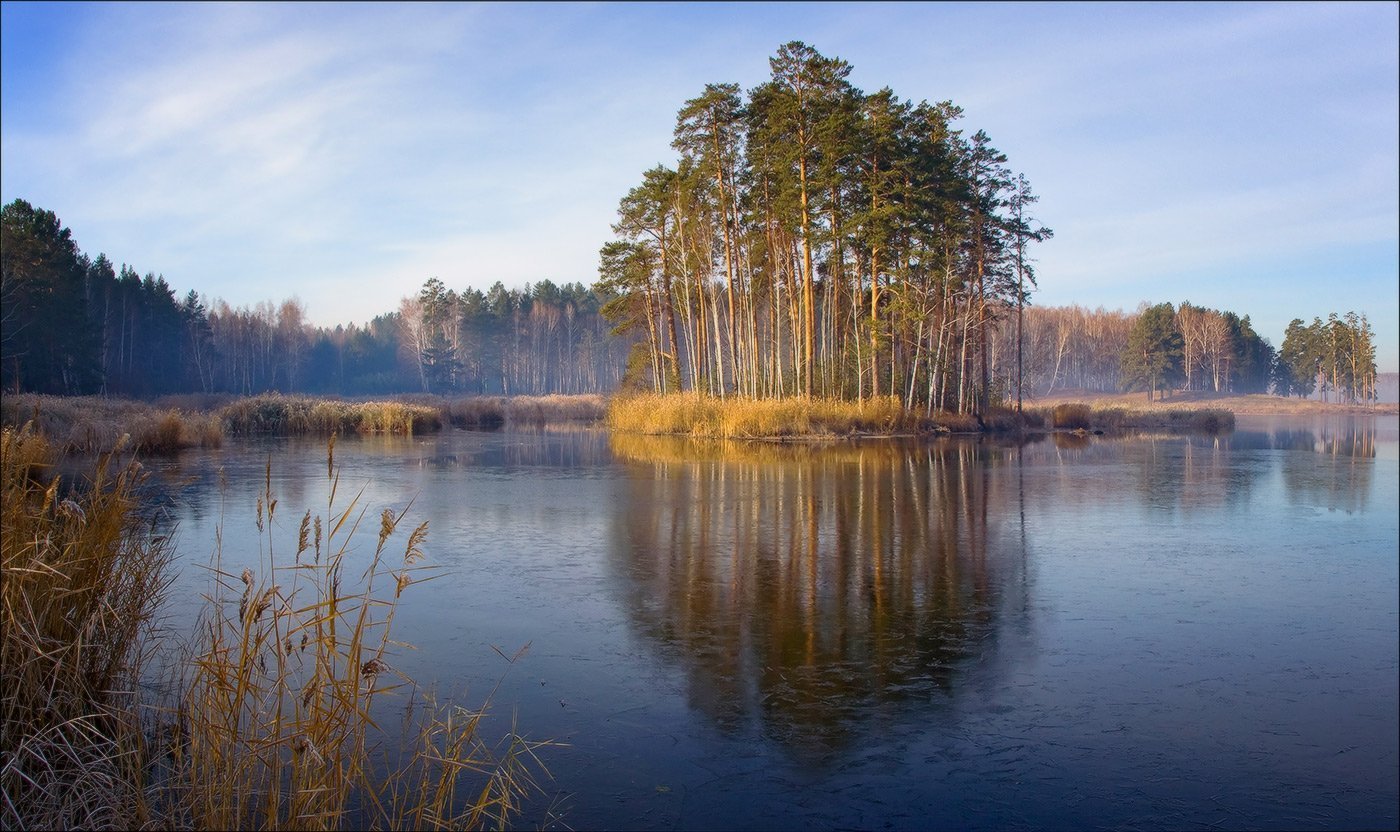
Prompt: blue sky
<box><xmin>3</xmin><ymin>2</ymin><xmax>1397</xmax><ymax>370</ymax></box>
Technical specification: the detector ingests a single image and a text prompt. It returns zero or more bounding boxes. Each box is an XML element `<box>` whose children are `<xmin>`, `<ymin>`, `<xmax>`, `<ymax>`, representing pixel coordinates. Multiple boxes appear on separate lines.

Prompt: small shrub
<box><xmin>136</xmin><ymin>411</ymin><xmax>186</xmax><ymax>454</ymax></box>
<box><xmin>1052</xmin><ymin>403</ymin><xmax>1092</xmax><ymax>430</ymax></box>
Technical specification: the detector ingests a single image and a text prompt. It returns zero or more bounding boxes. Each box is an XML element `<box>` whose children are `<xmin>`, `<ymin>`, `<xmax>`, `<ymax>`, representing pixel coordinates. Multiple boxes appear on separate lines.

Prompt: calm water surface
<box><xmin>150</xmin><ymin>415</ymin><xmax>1399</xmax><ymax>830</ymax></box>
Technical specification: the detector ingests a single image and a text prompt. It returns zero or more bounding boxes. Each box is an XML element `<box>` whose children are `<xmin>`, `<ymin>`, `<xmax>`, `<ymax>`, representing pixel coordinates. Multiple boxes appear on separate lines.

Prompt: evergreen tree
<box><xmin>1121</xmin><ymin>302</ymin><xmax>1182</xmax><ymax>401</ymax></box>
<box><xmin>0</xmin><ymin>199</ymin><xmax>101</xmax><ymax>393</ymax></box>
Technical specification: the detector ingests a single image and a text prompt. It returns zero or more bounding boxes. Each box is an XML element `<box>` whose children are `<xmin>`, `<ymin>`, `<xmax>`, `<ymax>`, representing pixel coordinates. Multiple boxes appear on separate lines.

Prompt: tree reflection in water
<box><xmin>607</xmin><ymin>435</ymin><xmax>1028</xmax><ymax>763</ymax></box>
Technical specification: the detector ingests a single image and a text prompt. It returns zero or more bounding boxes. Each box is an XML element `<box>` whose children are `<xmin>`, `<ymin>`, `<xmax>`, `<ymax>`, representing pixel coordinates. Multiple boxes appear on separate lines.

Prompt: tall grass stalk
<box><xmin>159</xmin><ymin>441</ymin><xmax>549</xmax><ymax>830</ymax></box>
<box><xmin>3</xmin><ymin>425</ymin><xmax>550</xmax><ymax>829</ymax></box>
<box><xmin>2</xmin><ymin>426</ymin><xmax>173</xmax><ymax>829</ymax></box>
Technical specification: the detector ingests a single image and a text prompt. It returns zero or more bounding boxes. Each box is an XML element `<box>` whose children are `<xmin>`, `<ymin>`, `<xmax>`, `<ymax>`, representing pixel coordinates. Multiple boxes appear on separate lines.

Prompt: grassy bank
<box><xmin>0</xmin><ymin>393</ymin><xmax>609</xmax><ymax>457</ymax></box>
<box><xmin>607</xmin><ymin>393</ymin><xmax>977</xmax><ymax>439</ymax></box>
<box><xmin>1032</xmin><ymin>390</ymin><xmax>1398</xmax><ymax>416</ymax></box>
<box><xmin>218</xmin><ymin>394</ymin><xmax>442</xmax><ymax>436</ymax></box>
<box><xmin>1</xmin><ymin>427</ymin><xmax>547</xmax><ymax>830</ymax></box>
<box><xmin>1033</xmin><ymin>401</ymin><xmax>1235</xmax><ymax>433</ymax></box>
<box><xmin>1</xmin><ymin>394</ymin><xmax>223</xmax><ymax>455</ymax></box>
<box><xmin>605</xmin><ymin>393</ymin><xmax>1236</xmax><ymax>439</ymax></box>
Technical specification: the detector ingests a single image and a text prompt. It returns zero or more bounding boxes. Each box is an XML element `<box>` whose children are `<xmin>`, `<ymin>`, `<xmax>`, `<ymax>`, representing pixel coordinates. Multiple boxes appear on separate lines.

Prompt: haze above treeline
<box><xmin>1</xmin><ymin>42</ymin><xmax>1383</xmax><ymax>407</ymax></box>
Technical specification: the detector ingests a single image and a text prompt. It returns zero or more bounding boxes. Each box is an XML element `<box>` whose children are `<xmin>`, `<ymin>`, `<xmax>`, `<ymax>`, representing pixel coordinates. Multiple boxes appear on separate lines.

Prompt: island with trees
<box><xmin>1</xmin><ymin>43</ymin><xmax>1386</xmax><ymax>435</ymax></box>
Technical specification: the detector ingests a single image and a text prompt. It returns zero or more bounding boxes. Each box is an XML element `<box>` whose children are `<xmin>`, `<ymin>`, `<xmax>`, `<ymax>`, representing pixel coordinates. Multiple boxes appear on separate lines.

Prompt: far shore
<box><xmin>2</xmin><ymin>390</ymin><xmax>1393</xmax><ymax>457</ymax></box>
<box><xmin>1028</xmin><ymin>390</ymin><xmax>1399</xmax><ymax>416</ymax></box>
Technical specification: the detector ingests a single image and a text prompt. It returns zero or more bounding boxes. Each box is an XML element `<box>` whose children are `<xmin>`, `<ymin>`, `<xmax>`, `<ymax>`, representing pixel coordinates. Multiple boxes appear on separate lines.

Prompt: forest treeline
<box><xmin>1</xmin><ymin>199</ymin><xmax>628</xmax><ymax>398</ymax></box>
<box><xmin>0</xmin><ymin>43</ymin><xmax>1381</xmax><ymax>408</ymax></box>
<box><xmin>591</xmin><ymin>42</ymin><xmax>1379</xmax><ymax>409</ymax></box>
<box><xmin>0</xmin><ymin>194</ymin><xmax>1380</xmax><ymax>406</ymax></box>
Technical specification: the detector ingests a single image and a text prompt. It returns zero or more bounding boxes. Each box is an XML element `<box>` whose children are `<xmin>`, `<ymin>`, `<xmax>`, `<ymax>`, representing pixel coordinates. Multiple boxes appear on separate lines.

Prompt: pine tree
<box><xmin>1121</xmin><ymin>303</ymin><xmax>1182</xmax><ymax>401</ymax></box>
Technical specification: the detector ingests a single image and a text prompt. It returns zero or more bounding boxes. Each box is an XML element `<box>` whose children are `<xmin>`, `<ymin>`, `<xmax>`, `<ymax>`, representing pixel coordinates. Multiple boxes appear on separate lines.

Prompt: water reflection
<box><xmin>1026</xmin><ymin>431</ymin><xmax>1270</xmax><ymax>515</ymax></box>
<box><xmin>1026</xmin><ymin>422</ymin><xmax>1381</xmax><ymax>516</ymax></box>
<box><xmin>1232</xmin><ymin>419</ymin><xmax>1379</xmax><ymax>514</ymax></box>
<box><xmin>1277</xmin><ymin>427</ymin><xmax>1376</xmax><ymax>515</ymax></box>
<box><xmin>132</xmin><ymin>421</ymin><xmax>1395</xmax><ymax>829</ymax></box>
<box><xmin>406</xmin><ymin>427</ymin><xmax>613</xmax><ymax>471</ymax></box>
<box><xmin>607</xmin><ymin>435</ymin><xmax>1028</xmax><ymax>763</ymax></box>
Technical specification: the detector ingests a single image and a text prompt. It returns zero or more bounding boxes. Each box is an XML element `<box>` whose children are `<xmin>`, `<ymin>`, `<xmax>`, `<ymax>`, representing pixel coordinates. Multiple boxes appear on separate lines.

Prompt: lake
<box><xmin>147</xmin><ymin>414</ymin><xmax>1399</xmax><ymax>830</ymax></box>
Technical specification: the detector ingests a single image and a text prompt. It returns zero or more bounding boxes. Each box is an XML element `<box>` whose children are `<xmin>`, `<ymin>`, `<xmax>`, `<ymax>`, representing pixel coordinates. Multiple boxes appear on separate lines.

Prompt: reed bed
<box><xmin>1049</xmin><ymin>403</ymin><xmax>1093</xmax><ymax>430</ymax></box>
<box><xmin>1</xmin><ymin>393</ymin><xmax>609</xmax><ymax>454</ymax></box>
<box><xmin>158</xmin><ymin>446</ymin><xmax>549</xmax><ymax>830</ymax></box>
<box><xmin>2</xmin><ymin>428</ymin><xmax>550</xmax><ymax>830</ymax></box>
<box><xmin>1029</xmin><ymin>402</ymin><xmax>1234</xmax><ymax>433</ymax></box>
<box><xmin>440</xmin><ymin>394</ymin><xmax>606</xmax><ymax>429</ymax></box>
<box><xmin>219</xmin><ymin>395</ymin><xmax>441</xmax><ymax>437</ymax></box>
<box><xmin>2</xmin><ymin>426</ymin><xmax>173</xmax><ymax>829</ymax></box>
<box><xmin>1</xmin><ymin>394</ymin><xmax>223</xmax><ymax>455</ymax></box>
<box><xmin>607</xmin><ymin>393</ymin><xmax>978</xmax><ymax>438</ymax></box>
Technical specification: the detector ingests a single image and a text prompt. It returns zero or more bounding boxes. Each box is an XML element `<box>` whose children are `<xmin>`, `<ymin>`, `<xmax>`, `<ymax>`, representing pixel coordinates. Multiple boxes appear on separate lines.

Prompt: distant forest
<box><xmin>2</xmin><ymin>196</ymin><xmax>1379</xmax><ymax>406</ymax></box>
<box><xmin>0</xmin><ymin>42</ymin><xmax>1381</xmax><ymax>407</ymax></box>
<box><xmin>1</xmin><ymin>199</ymin><xmax>628</xmax><ymax>398</ymax></box>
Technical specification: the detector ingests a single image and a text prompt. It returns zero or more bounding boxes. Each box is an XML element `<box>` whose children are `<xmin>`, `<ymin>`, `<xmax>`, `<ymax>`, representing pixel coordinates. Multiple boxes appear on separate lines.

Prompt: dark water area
<box><xmin>147</xmin><ymin>415</ymin><xmax>1399</xmax><ymax>830</ymax></box>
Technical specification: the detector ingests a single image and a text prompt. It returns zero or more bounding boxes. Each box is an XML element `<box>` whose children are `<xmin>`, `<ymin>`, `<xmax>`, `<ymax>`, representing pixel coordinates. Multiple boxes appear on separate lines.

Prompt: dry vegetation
<box><xmin>0</xmin><ymin>394</ymin><xmax>223</xmax><ymax>455</ymax></box>
<box><xmin>436</xmin><ymin>394</ymin><xmax>606</xmax><ymax>429</ymax></box>
<box><xmin>606</xmin><ymin>392</ymin><xmax>976</xmax><ymax>439</ymax></box>
<box><xmin>1031</xmin><ymin>389</ymin><xmax>1398</xmax><ymax>416</ymax></box>
<box><xmin>0</xmin><ymin>393</ymin><xmax>611</xmax><ymax>458</ymax></box>
<box><xmin>1</xmin><ymin>428</ymin><xmax>550</xmax><ymax>830</ymax></box>
<box><xmin>606</xmin><ymin>392</ymin><xmax>1241</xmax><ymax>439</ymax></box>
<box><xmin>158</xmin><ymin>451</ymin><xmax>549</xmax><ymax>830</ymax></box>
<box><xmin>218</xmin><ymin>395</ymin><xmax>443</xmax><ymax>436</ymax></box>
<box><xmin>1031</xmin><ymin>401</ymin><xmax>1235</xmax><ymax>433</ymax></box>
<box><xmin>1</xmin><ymin>426</ymin><xmax>173</xmax><ymax>829</ymax></box>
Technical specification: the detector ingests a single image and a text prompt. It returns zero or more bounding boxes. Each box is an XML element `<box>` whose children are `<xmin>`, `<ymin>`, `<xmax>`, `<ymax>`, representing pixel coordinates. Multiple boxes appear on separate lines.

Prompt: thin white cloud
<box><xmin>1</xmin><ymin>2</ymin><xmax>1394</xmax><ymax>367</ymax></box>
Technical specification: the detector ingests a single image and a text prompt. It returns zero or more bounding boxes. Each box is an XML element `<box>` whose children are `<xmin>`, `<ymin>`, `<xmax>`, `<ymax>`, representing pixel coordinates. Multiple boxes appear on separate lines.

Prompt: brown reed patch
<box><xmin>2</xmin><ymin>426</ymin><xmax>173</xmax><ymax>829</ymax></box>
<box><xmin>157</xmin><ymin>442</ymin><xmax>550</xmax><ymax>830</ymax></box>
<box><xmin>2</xmin><ymin>427</ymin><xmax>552</xmax><ymax>830</ymax></box>
<box><xmin>442</xmin><ymin>394</ymin><xmax>606</xmax><ymax>429</ymax></box>
<box><xmin>1027</xmin><ymin>403</ymin><xmax>1235</xmax><ymax>434</ymax></box>
<box><xmin>1051</xmin><ymin>403</ymin><xmax>1092</xmax><ymax>430</ymax></box>
<box><xmin>218</xmin><ymin>395</ymin><xmax>441</xmax><ymax>436</ymax></box>
<box><xmin>0</xmin><ymin>394</ymin><xmax>224</xmax><ymax>455</ymax></box>
<box><xmin>607</xmin><ymin>393</ymin><xmax>973</xmax><ymax>439</ymax></box>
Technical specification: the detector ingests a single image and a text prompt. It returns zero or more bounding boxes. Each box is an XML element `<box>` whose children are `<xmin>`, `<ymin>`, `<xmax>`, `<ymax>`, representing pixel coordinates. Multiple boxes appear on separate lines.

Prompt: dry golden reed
<box><xmin>1029</xmin><ymin>402</ymin><xmax>1234</xmax><ymax>433</ymax></box>
<box><xmin>1</xmin><ymin>394</ymin><xmax>223</xmax><ymax>455</ymax></box>
<box><xmin>2</xmin><ymin>425</ymin><xmax>174</xmax><ymax>829</ymax></box>
<box><xmin>158</xmin><ymin>443</ymin><xmax>551</xmax><ymax>830</ymax></box>
<box><xmin>2</xmin><ymin>426</ymin><xmax>551</xmax><ymax>830</ymax></box>
<box><xmin>218</xmin><ymin>395</ymin><xmax>442</xmax><ymax>436</ymax></box>
<box><xmin>606</xmin><ymin>392</ymin><xmax>975</xmax><ymax>439</ymax></box>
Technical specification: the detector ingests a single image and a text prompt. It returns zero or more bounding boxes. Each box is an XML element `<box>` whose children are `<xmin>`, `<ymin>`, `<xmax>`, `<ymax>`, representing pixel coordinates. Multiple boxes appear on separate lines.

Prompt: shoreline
<box><xmin>3</xmin><ymin>391</ymin><xmax>1392</xmax><ymax>456</ymax></box>
<box><xmin>1028</xmin><ymin>390</ymin><xmax>1399</xmax><ymax>417</ymax></box>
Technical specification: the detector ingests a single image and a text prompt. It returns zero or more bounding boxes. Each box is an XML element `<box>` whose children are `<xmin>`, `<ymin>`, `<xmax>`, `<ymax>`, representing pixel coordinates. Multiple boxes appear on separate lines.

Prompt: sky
<box><xmin>2</xmin><ymin>2</ymin><xmax>1397</xmax><ymax>370</ymax></box>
